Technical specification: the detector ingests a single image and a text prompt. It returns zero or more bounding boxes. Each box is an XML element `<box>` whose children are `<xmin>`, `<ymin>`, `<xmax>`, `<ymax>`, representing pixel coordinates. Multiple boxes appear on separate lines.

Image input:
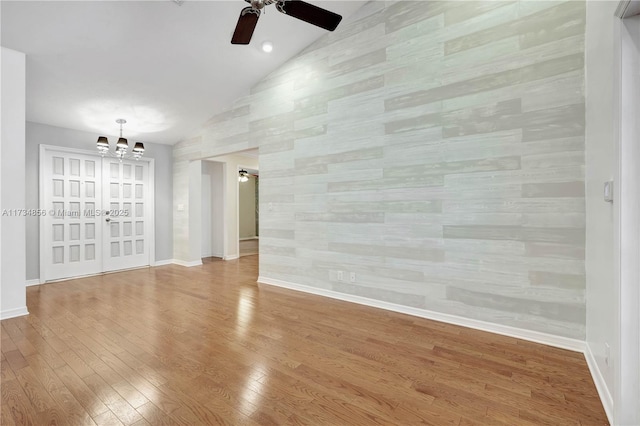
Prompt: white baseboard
<box><xmin>584</xmin><ymin>344</ymin><xmax>614</xmax><ymax>424</ymax></box>
<box><xmin>172</xmin><ymin>259</ymin><xmax>203</xmax><ymax>267</ymax></box>
<box><xmin>0</xmin><ymin>307</ymin><xmax>29</xmax><ymax>320</ymax></box>
<box><xmin>153</xmin><ymin>259</ymin><xmax>173</xmax><ymax>266</ymax></box>
<box><xmin>26</xmin><ymin>279</ymin><xmax>40</xmax><ymax>287</ymax></box>
<box><xmin>257</xmin><ymin>276</ymin><xmax>587</xmax><ymax>353</ymax></box>
<box><xmin>201</xmin><ymin>253</ymin><xmax>223</xmax><ymax>259</ymax></box>
<box><xmin>224</xmin><ymin>254</ymin><xmax>239</xmax><ymax>261</ymax></box>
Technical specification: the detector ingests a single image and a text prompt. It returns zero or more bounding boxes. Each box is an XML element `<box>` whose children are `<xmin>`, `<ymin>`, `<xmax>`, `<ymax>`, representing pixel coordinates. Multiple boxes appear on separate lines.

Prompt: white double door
<box><xmin>40</xmin><ymin>147</ymin><xmax>154</xmax><ymax>282</ymax></box>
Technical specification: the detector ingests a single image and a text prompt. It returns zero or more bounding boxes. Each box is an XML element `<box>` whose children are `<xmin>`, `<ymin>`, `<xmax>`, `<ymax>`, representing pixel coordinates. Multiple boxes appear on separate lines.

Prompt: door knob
<box><xmin>105</xmin><ymin>218</ymin><xmax>111</xmax><ymax>222</ymax></box>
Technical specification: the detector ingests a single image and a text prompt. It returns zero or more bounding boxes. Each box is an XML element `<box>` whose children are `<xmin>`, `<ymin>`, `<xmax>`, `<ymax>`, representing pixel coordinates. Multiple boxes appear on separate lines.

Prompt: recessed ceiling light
<box><xmin>261</xmin><ymin>41</ymin><xmax>273</xmax><ymax>53</ymax></box>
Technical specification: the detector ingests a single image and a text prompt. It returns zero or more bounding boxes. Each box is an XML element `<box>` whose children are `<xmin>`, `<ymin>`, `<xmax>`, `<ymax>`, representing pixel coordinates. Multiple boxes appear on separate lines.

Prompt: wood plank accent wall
<box><xmin>173</xmin><ymin>1</ymin><xmax>587</xmax><ymax>339</ymax></box>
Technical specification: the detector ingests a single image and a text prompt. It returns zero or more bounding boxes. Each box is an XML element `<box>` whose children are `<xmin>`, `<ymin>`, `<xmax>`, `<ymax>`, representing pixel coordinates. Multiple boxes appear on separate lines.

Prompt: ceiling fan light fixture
<box><xmin>239</xmin><ymin>169</ymin><xmax>250</xmax><ymax>182</ymax></box>
<box><xmin>261</xmin><ymin>41</ymin><xmax>273</xmax><ymax>53</ymax></box>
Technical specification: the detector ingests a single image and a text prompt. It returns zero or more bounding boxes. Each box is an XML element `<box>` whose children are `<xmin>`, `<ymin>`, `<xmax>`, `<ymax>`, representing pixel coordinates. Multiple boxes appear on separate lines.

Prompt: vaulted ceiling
<box><xmin>1</xmin><ymin>1</ymin><xmax>365</xmax><ymax>144</ymax></box>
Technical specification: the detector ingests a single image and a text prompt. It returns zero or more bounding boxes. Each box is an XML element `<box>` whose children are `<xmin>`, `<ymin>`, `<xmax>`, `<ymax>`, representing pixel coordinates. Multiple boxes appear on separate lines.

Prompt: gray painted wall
<box><xmin>26</xmin><ymin>121</ymin><xmax>173</xmax><ymax>280</ymax></box>
<box><xmin>174</xmin><ymin>1</ymin><xmax>587</xmax><ymax>339</ymax></box>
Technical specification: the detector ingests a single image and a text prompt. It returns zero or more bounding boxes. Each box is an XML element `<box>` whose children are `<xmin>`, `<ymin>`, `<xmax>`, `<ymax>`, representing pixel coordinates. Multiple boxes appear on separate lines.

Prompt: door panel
<box><xmin>42</xmin><ymin>151</ymin><xmax>103</xmax><ymax>281</ymax></box>
<box><xmin>101</xmin><ymin>159</ymin><xmax>150</xmax><ymax>272</ymax></box>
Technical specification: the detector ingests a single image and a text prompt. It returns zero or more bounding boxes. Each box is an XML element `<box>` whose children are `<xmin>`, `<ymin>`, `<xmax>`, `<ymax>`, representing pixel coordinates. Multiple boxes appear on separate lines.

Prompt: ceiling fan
<box><xmin>231</xmin><ymin>0</ymin><xmax>343</xmax><ymax>45</ymax></box>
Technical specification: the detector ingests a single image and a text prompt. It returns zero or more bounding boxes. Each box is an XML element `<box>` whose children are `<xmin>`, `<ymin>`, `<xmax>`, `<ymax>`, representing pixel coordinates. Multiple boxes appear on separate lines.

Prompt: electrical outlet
<box><xmin>337</xmin><ymin>271</ymin><xmax>344</xmax><ymax>282</ymax></box>
<box><xmin>605</xmin><ymin>343</ymin><xmax>610</xmax><ymax>366</ymax></box>
<box><xmin>350</xmin><ymin>272</ymin><xmax>356</xmax><ymax>283</ymax></box>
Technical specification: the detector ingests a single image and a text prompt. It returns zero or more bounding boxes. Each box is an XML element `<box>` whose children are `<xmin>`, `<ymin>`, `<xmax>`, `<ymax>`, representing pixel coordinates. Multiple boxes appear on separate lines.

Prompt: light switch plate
<box><xmin>604</xmin><ymin>181</ymin><xmax>614</xmax><ymax>203</ymax></box>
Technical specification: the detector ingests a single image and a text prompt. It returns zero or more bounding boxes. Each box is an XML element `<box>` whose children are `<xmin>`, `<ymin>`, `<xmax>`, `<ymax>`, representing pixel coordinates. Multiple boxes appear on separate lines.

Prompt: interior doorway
<box><xmin>200</xmin><ymin>149</ymin><xmax>258</xmax><ymax>261</ymax></box>
<box><xmin>39</xmin><ymin>145</ymin><xmax>155</xmax><ymax>282</ymax></box>
<box><xmin>238</xmin><ymin>167</ymin><xmax>259</xmax><ymax>257</ymax></box>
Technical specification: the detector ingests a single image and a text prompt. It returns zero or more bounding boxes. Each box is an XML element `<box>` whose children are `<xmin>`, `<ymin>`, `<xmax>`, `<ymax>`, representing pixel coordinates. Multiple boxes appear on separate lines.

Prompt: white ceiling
<box><xmin>1</xmin><ymin>1</ymin><xmax>366</xmax><ymax>144</ymax></box>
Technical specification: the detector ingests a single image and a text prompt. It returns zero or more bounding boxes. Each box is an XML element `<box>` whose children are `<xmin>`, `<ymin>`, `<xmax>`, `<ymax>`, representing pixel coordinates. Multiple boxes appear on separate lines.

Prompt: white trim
<box><xmin>616</xmin><ymin>0</ymin><xmax>640</xmax><ymax>18</ymax></box>
<box><xmin>201</xmin><ymin>252</ymin><xmax>224</xmax><ymax>258</ymax></box>
<box><xmin>224</xmin><ymin>254</ymin><xmax>239</xmax><ymax>261</ymax></box>
<box><xmin>172</xmin><ymin>259</ymin><xmax>202</xmax><ymax>267</ymax></box>
<box><xmin>26</xmin><ymin>255</ymin><xmax>222</xmax><ymax>285</ymax></box>
<box><xmin>239</xmin><ymin>236</ymin><xmax>259</xmax><ymax>241</ymax></box>
<box><xmin>222</xmin><ymin>162</ymin><xmax>229</xmax><ymax>260</ymax></box>
<box><xmin>212</xmin><ymin>253</ymin><xmax>224</xmax><ymax>258</ymax></box>
<box><xmin>39</xmin><ymin>266</ymin><xmax>149</xmax><ymax>284</ymax></box>
<box><xmin>615</xmin><ymin>12</ymin><xmax>640</xmax><ymax>425</ymax></box>
<box><xmin>257</xmin><ymin>276</ymin><xmax>586</xmax><ymax>352</ymax></box>
<box><xmin>236</xmin><ymin>165</ymin><xmax>240</xmax><ymax>260</ymax></box>
<box><xmin>616</xmin><ymin>0</ymin><xmax>632</xmax><ymax>18</ymax></box>
<box><xmin>39</xmin><ymin>144</ymin><xmax>47</xmax><ymax>283</ymax></box>
<box><xmin>585</xmin><ymin>343</ymin><xmax>614</xmax><ymax>424</ymax></box>
<box><xmin>39</xmin><ymin>144</ymin><xmax>105</xmax><ymax>158</ymax></box>
<box><xmin>0</xmin><ymin>307</ymin><xmax>29</xmax><ymax>320</ymax></box>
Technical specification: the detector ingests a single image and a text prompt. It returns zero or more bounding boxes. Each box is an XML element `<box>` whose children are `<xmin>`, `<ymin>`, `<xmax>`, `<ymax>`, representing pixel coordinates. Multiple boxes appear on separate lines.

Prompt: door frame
<box><xmin>39</xmin><ymin>144</ymin><xmax>155</xmax><ymax>283</ymax></box>
<box><xmin>614</xmin><ymin>2</ymin><xmax>640</xmax><ymax>424</ymax></box>
<box><xmin>237</xmin><ymin>163</ymin><xmax>259</xmax><ymax>248</ymax></box>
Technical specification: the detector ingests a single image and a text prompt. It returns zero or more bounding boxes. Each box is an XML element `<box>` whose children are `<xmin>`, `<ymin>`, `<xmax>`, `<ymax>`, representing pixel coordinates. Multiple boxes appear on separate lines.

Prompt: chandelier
<box><xmin>96</xmin><ymin>119</ymin><xmax>145</xmax><ymax>161</ymax></box>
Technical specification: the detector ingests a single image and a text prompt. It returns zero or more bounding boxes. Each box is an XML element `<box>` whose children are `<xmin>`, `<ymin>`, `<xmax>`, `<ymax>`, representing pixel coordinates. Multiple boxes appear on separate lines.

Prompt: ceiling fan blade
<box><xmin>277</xmin><ymin>0</ymin><xmax>342</xmax><ymax>31</ymax></box>
<box><xmin>231</xmin><ymin>7</ymin><xmax>260</xmax><ymax>45</ymax></box>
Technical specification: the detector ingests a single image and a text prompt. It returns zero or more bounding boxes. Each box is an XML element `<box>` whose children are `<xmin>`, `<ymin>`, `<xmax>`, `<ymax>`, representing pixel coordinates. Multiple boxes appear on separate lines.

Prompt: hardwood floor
<box><xmin>2</xmin><ymin>256</ymin><xmax>607</xmax><ymax>425</ymax></box>
<box><xmin>239</xmin><ymin>239</ymin><xmax>259</xmax><ymax>257</ymax></box>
